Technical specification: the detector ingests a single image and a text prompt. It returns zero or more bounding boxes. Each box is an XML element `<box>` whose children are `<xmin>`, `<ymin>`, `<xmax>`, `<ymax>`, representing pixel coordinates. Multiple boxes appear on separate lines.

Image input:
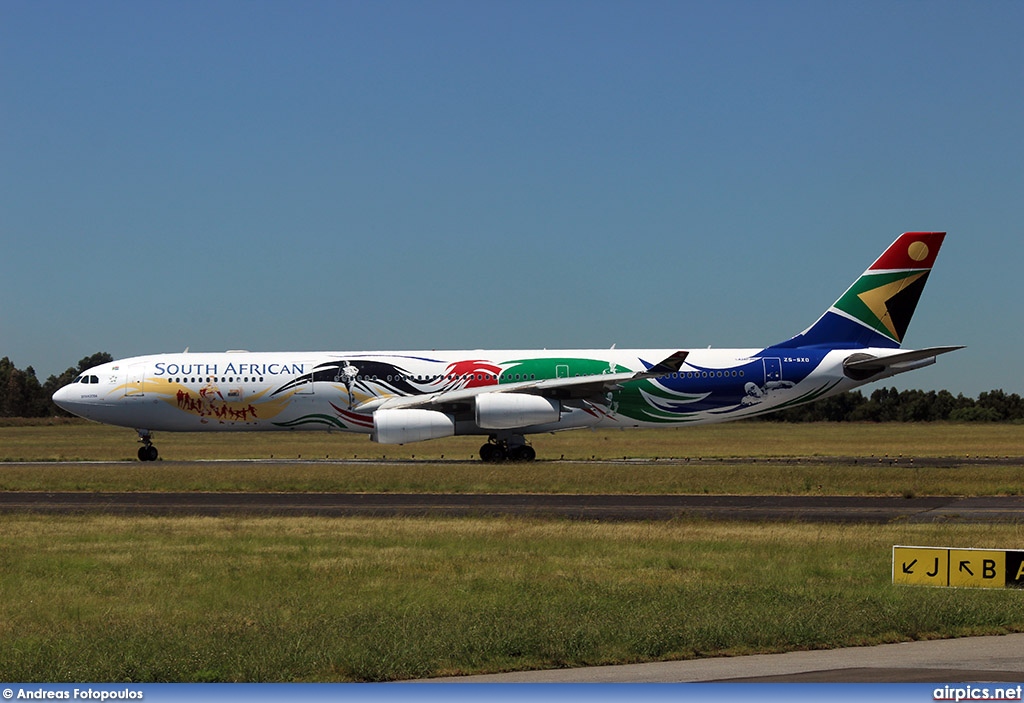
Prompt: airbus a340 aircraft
<box><xmin>54</xmin><ymin>232</ymin><xmax>961</xmax><ymax>462</ymax></box>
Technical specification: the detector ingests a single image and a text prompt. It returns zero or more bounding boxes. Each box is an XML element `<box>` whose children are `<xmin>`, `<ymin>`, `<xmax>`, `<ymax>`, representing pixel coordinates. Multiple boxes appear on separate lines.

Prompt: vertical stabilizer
<box><xmin>775</xmin><ymin>232</ymin><xmax>946</xmax><ymax>349</ymax></box>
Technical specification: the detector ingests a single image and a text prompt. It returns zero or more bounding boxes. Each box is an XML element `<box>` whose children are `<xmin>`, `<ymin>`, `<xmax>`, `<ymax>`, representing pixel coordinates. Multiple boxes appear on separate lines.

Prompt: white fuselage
<box><xmin>52</xmin><ymin>346</ymin><xmax>870</xmax><ymax>438</ymax></box>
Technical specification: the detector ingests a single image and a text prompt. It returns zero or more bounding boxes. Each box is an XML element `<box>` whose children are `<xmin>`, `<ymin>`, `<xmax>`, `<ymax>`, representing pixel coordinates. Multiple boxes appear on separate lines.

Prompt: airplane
<box><xmin>53</xmin><ymin>232</ymin><xmax>962</xmax><ymax>462</ymax></box>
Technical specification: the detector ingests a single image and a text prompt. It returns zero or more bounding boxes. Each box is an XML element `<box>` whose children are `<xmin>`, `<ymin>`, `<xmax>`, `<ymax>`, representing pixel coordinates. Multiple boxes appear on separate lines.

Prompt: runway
<box><xmin>1</xmin><ymin>490</ymin><xmax>1022</xmax><ymax>522</ymax></box>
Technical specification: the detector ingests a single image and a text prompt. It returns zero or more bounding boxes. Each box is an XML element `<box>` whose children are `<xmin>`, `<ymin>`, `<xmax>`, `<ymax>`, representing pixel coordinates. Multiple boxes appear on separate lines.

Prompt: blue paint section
<box><xmin>650</xmin><ymin>358</ymin><xmax>765</xmax><ymax>414</ymax></box>
<box><xmin>775</xmin><ymin>310</ymin><xmax>898</xmax><ymax>350</ymax></box>
<box><xmin>632</xmin><ymin>351</ymin><xmax>829</xmax><ymax>419</ymax></box>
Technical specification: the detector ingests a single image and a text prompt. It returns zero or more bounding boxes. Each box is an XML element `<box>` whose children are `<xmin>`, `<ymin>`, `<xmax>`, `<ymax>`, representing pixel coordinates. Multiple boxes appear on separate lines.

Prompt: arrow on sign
<box><xmin>902</xmin><ymin>559</ymin><xmax>918</xmax><ymax>574</ymax></box>
<box><xmin>959</xmin><ymin>561</ymin><xmax>974</xmax><ymax>576</ymax></box>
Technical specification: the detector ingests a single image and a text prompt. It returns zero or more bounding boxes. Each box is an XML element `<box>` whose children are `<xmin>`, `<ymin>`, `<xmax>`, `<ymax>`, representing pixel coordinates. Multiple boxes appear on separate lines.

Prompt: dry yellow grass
<box><xmin>3</xmin><ymin>420</ymin><xmax>1023</xmax><ymax>462</ymax></box>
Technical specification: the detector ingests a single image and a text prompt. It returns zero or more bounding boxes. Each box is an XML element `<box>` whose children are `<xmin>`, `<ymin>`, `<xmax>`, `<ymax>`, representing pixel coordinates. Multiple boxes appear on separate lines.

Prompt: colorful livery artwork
<box><xmin>54</xmin><ymin>232</ymin><xmax>961</xmax><ymax>462</ymax></box>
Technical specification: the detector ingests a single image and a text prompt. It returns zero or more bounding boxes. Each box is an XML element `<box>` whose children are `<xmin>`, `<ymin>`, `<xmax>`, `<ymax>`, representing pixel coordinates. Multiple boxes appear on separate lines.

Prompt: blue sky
<box><xmin>3</xmin><ymin>1</ymin><xmax>1021</xmax><ymax>396</ymax></box>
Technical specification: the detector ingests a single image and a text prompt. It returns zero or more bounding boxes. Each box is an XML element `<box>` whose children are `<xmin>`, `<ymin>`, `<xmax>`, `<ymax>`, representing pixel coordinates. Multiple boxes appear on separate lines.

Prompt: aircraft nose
<box><xmin>52</xmin><ymin>381</ymin><xmax>98</xmax><ymax>419</ymax></box>
<box><xmin>52</xmin><ymin>383</ymin><xmax>76</xmax><ymax>413</ymax></box>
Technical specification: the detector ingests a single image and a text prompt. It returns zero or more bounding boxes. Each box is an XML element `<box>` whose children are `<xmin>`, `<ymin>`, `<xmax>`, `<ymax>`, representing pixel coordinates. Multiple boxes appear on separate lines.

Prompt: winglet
<box><xmin>633</xmin><ymin>351</ymin><xmax>689</xmax><ymax>380</ymax></box>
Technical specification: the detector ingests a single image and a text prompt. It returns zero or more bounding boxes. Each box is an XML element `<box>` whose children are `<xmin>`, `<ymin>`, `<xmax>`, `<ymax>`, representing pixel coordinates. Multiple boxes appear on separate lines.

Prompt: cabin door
<box><xmin>762</xmin><ymin>358</ymin><xmax>782</xmax><ymax>385</ymax></box>
<box><xmin>123</xmin><ymin>363</ymin><xmax>146</xmax><ymax>397</ymax></box>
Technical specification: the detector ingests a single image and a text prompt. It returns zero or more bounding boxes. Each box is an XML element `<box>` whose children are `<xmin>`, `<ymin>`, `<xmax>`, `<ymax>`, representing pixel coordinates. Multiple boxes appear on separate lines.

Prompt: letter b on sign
<box><xmin>949</xmin><ymin>549</ymin><xmax>1004</xmax><ymax>588</ymax></box>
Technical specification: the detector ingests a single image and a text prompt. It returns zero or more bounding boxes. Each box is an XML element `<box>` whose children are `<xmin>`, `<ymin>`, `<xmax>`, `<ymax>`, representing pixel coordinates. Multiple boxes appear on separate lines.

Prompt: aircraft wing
<box><xmin>355</xmin><ymin>351</ymin><xmax>689</xmax><ymax>413</ymax></box>
<box><xmin>843</xmin><ymin>346</ymin><xmax>964</xmax><ymax>380</ymax></box>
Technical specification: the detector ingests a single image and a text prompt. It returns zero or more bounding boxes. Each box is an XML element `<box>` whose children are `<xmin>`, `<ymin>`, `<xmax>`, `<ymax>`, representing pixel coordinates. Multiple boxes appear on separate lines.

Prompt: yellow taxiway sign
<box><xmin>894</xmin><ymin>546</ymin><xmax>1024</xmax><ymax>588</ymax></box>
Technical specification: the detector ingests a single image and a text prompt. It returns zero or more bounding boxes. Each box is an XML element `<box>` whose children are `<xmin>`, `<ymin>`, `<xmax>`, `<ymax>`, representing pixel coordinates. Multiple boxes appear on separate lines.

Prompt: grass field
<box><xmin>1</xmin><ymin>515</ymin><xmax>1022</xmax><ymax>682</ymax></box>
<box><xmin>1</xmin><ymin>420</ymin><xmax>1022</xmax><ymax>682</ymax></box>
<box><xmin>1</xmin><ymin>421</ymin><xmax>1022</xmax><ymax>496</ymax></box>
<box><xmin>3</xmin><ymin>419</ymin><xmax>1024</xmax><ymax>463</ymax></box>
<box><xmin>2</xmin><ymin>457</ymin><xmax>1024</xmax><ymax>497</ymax></box>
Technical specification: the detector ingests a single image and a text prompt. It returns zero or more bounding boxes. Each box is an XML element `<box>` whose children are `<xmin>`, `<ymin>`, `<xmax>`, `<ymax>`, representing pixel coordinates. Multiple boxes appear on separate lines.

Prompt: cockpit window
<box><xmin>73</xmin><ymin>375</ymin><xmax>83</xmax><ymax>383</ymax></box>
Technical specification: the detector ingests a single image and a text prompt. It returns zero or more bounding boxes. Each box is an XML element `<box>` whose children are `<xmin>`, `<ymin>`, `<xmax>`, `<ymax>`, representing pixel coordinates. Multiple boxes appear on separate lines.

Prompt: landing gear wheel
<box><xmin>480</xmin><ymin>435</ymin><xmax>536</xmax><ymax>463</ymax></box>
<box><xmin>507</xmin><ymin>445</ymin><xmax>536</xmax><ymax>462</ymax></box>
<box><xmin>136</xmin><ymin>430</ymin><xmax>158</xmax><ymax>462</ymax></box>
<box><xmin>480</xmin><ymin>443</ymin><xmax>506</xmax><ymax>463</ymax></box>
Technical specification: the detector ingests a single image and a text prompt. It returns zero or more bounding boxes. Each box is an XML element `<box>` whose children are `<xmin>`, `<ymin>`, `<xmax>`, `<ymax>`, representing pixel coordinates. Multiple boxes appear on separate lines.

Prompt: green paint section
<box><xmin>498</xmin><ymin>357</ymin><xmax>709</xmax><ymax>424</ymax></box>
<box><xmin>832</xmin><ymin>270</ymin><xmax>921</xmax><ymax>343</ymax></box>
<box><xmin>499</xmin><ymin>357</ymin><xmax>630</xmax><ymax>383</ymax></box>
<box><xmin>617</xmin><ymin>380</ymin><xmax>707</xmax><ymax>423</ymax></box>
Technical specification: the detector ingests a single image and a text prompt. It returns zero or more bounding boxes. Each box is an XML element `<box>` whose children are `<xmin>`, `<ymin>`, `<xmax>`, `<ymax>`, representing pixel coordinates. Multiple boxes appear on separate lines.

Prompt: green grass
<box><xmin>1</xmin><ymin>458</ymin><xmax>1023</xmax><ymax>496</ymax></box>
<box><xmin>1</xmin><ymin>515</ymin><xmax>1022</xmax><ymax>682</ymax></box>
<box><xmin>3</xmin><ymin>420</ymin><xmax>1024</xmax><ymax>462</ymax></box>
<box><xmin>2</xmin><ymin>421</ymin><xmax>1022</xmax><ymax>682</ymax></box>
<box><xmin>1</xmin><ymin>422</ymin><xmax>1022</xmax><ymax>496</ymax></box>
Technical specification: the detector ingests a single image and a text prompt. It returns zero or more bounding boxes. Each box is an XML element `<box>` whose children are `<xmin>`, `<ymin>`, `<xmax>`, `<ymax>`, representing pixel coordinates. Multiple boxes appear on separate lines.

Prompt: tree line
<box><xmin>1</xmin><ymin>353</ymin><xmax>113</xmax><ymax>418</ymax></box>
<box><xmin>754</xmin><ymin>387</ymin><xmax>1024</xmax><ymax>423</ymax></box>
<box><xmin>2</xmin><ymin>353</ymin><xmax>1022</xmax><ymax>422</ymax></box>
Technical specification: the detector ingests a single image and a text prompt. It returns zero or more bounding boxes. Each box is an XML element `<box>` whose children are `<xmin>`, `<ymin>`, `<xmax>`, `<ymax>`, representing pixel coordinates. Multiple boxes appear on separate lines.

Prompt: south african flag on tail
<box><xmin>776</xmin><ymin>232</ymin><xmax>946</xmax><ymax>350</ymax></box>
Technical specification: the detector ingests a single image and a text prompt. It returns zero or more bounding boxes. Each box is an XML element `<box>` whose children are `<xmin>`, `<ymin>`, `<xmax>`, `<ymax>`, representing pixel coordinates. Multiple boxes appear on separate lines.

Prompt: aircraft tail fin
<box><xmin>775</xmin><ymin>232</ymin><xmax>947</xmax><ymax>350</ymax></box>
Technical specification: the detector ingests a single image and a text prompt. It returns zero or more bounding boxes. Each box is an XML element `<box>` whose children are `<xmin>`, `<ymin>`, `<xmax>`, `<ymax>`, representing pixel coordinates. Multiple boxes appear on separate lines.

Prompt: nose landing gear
<box><xmin>137</xmin><ymin>430</ymin><xmax>159</xmax><ymax>461</ymax></box>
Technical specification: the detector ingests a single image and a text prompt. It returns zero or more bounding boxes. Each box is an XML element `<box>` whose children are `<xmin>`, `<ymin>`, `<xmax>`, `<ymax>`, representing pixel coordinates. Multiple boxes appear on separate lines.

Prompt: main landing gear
<box><xmin>479</xmin><ymin>434</ymin><xmax>536</xmax><ymax>463</ymax></box>
<box><xmin>137</xmin><ymin>429</ymin><xmax>159</xmax><ymax>462</ymax></box>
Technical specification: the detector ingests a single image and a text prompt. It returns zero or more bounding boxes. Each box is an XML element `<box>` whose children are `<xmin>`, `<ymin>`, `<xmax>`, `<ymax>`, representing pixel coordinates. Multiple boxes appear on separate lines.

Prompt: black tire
<box><xmin>479</xmin><ymin>443</ymin><xmax>505</xmax><ymax>463</ymax></box>
<box><xmin>508</xmin><ymin>445</ymin><xmax>536</xmax><ymax>462</ymax></box>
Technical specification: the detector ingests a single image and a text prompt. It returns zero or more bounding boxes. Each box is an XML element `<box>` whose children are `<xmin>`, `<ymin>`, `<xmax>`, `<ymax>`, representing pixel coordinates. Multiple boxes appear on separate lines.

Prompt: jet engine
<box><xmin>372</xmin><ymin>408</ymin><xmax>455</xmax><ymax>444</ymax></box>
<box><xmin>475</xmin><ymin>393</ymin><xmax>560</xmax><ymax>430</ymax></box>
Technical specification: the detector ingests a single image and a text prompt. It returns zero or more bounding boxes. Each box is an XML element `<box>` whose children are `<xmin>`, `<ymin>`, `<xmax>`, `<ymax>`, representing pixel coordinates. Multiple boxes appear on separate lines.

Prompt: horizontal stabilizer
<box><xmin>843</xmin><ymin>346</ymin><xmax>964</xmax><ymax>381</ymax></box>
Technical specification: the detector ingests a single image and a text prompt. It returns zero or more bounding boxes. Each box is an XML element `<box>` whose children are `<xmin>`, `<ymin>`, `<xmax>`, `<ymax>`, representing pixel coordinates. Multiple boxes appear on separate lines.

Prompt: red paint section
<box><xmin>332</xmin><ymin>403</ymin><xmax>374</xmax><ymax>428</ymax></box>
<box><xmin>442</xmin><ymin>359</ymin><xmax>502</xmax><ymax>388</ymax></box>
<box><xmin>869</xmin><ymin>232</ymin><xmax>946</xmax><ymax>271</ymax></box>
